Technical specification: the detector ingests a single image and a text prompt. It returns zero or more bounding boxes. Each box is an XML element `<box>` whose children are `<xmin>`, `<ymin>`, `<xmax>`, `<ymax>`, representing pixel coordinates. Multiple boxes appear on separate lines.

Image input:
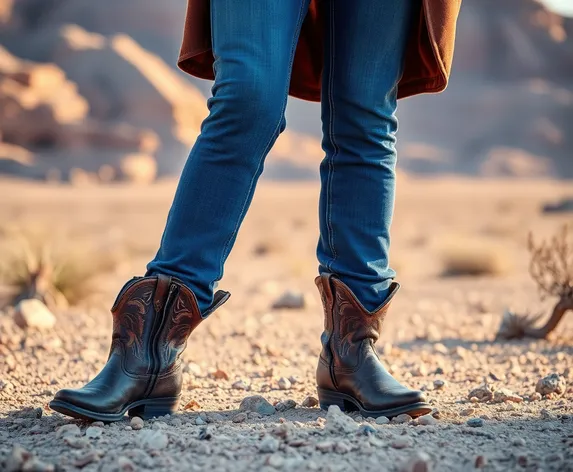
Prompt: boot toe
<box><xmin>52</xmin><ymin>387</ymin><xmax>103</xmax><ymax>412</ymax></box>
<box><xmin>376</xmin><ymin>386</ymin><xmax>427</xmax><ymax>410</ymax></box>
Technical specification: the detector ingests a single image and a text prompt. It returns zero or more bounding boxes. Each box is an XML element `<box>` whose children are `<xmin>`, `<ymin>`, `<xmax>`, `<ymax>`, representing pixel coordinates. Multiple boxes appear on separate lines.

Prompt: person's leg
<box><xmin>147</xmin><ymin>0</ymin><xmax>310</xmax><ymax>313</ymax></box>
<box><xmin>50</xmin><ymin>1</ymin><xmax>312</xmax><ymax>422</ymax></box>
<box><xmin>317</xmin><ymin>0</ymin><xmax>417</xmax><ymax>312</ymax></box>
<box><xmin>315</xmin><ymin>0</ymin><xmax>430</xmax><ymax>419</ymax></box>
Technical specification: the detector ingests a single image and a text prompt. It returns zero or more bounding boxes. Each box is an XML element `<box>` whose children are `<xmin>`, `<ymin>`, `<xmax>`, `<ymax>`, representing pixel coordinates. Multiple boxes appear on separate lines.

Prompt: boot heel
<box><xmin>128</xmin><ymin>397</ymin><xmax>179</xmax><ymax>419</ymax></box>
<box><xmin>317</xmin><ymin>388</ymin><xmax>357</xmax><ymax>412</ymax></box>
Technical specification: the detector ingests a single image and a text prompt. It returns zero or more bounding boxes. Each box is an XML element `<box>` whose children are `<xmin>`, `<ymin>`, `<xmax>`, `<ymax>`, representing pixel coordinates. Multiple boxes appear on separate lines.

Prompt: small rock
<box><xmin>212</xmin><ymin>369</ymin><xmax>229</xmax><ymax>380</ymax></box>
<box><xmin>184</xmin><ymin>400</ymin><xmax>201</xmax><ymax>411</ymax></box>
<box><xmin>56</xmin><ymin>424</ymin><xmax>81</xmax><ymax>439</ymax></box>
<box><xmin>302</xmin><ymin>396</ymin><xmax>319</xmax><ymax>408</ymax></box>
<box><xmin>232</xmin><ymin>412</ymin><xmax>248</xmax><ymax>423</ymax></box>
<box><xmin>259</xmin><ymin>435</ymin><xmax>279</xmax><ymax>453</ymax></box>
<box><xmin>517</xmin><ymin>455</ymin><xmax>528</xmax><ymax>467</ymax></box>
<box><xmin>460</xmin><ymin>407</ymin><xmax>475</xmax><ymax>417</ymax></box>
<box><xmin>140</xmin><ymin>430</ymin><xmax>169</xmax><ymax>450</ymax></box>
<box><xmin>334</xmin><ymin>441</ymin><xmax>352</xmax><ymax>454</ymax></box>
<box><xmin>74</xmin><ymin>451</ymin><xmax>101</xmax><ymax>468</ymax></box>
<box><xmin>316</xmin><ymin>440</ymin><xmax>334</xmax><ymax>453</ymax></box>
<box><xmin>433</xmin><ymin>379</ymin><xmax>447</xmax><ymax>390</ymax></box>
<box><xmin>401</xmin><ymin>451</ymin><xmax>431</xmax><ymax>472</ymax></box>
<box><xmin>19</xmin><ymin>457</ymin><xmax>54</xmax><ymax>472</ymax></box>
<box><xmin>375</xmin><ymin>416</ymin><xmax>390</xmax><ymax>425</ymax></box>
<box><xmin>207</xmin><ymin>412</ymin><xmax>225</xmax><ymax>423</ymax></box>
<box><xmin>13</xmin><ymin>299</ymin><xmax>56</xmax><ymax>330</ymax></box>
<box><xmin>475</xmin><ymin>455</ymin><xmax>487</xmax><ymax>469</ymax></box>
<box><xmin>411</xmin><ymin>364</ymin><xmax>428</xmax><ymax>377</ymax></box>
<box><xmin>130</xmin><ymin>416</ymin><xmax>144</xmax><ymax>430</ymax></box>
<box><xmin>529</xmin><ymin>392</ymin><xmax>542</xmax><ymax>402</ymax></box>
<box><xmin>468</xmin><ymin>383</ymin><xmax>493</xmax><ymax>402</ymax></box>
<box><xmin>90</xmin><ymin>421</ymin><xmax>105</xmax><ymax>428</ymax></box>
<box><xmin>275</xmin><ymin>399</ymin><xmax>296</xmax><ymax>412</ymax></box>
<box><xmin>239</xmin><ymin>395</ymin><xmax>276</xmax><ymax>416</ymax></box>
<box><xmin>513</xmin><ymin>438</ymin><xmax>526</xmax><ymax>447</ymax></box>
<box><xmin>492</xmin><ymin>388</ymin><xmax>523</xmax><ymax>403</ymax></box>
<box><xmin>540</xmin><ymin>408</ymin><xmax>555</xmax><ymax>420</ymax></box>
<box><xmin>5</xmin><ymin>445</ymin><xmax>32</xmax><ymax>472</ymax></box>
<box><xmin>16</xmin><ymin>407</ymin><xmax>43</xmax><ymax>419</ymax></box>
<box><xmin>265</xmin><ymin>454</ymin><xmax>285</xmax><ymax>468</ymax></box>
<box><xmin>232</xmin><ymin>380</ymin><xmax>248</xmax><ymax>390</ymax></box>
<box><xmin>392</xmin><ymin>438</ymin><xmax>412</xmax><ymax>449</ymax></box>
<box><xmin>85</xmin><ymin>426</ymin><xmax>103</xmax><ymax>439</ymax></box>
<box><xmin>357</xmin><ymin>424</ymin><xmax>376</xmax><ymax>435</ymax></box>
<box><xmin>117</xmin><ymin>456</ymin><xmax>136</xmax><ymax>472</ymax></box>
<box><xmin>430</xmin><ymin>408</ymin><xmax>441</xmax><ymax>419</ymax></box>
<box><xmin>288</xmin><ymin>375</ymin><xmax>300</xmax><ymax>384</ymax></box>
<box><xmin>466</xmin><ymin>418</ymin><xmax>485</xmax><ymax>428</ymax></box>
<box><xmin>195</xmin><ymin>416</ymin><xmax>206</xmax><ymax>425</ymax></box>
<box><xmin>278</xmin><ymin>377</ymin><xmax>292</xmax><ymax>390</ymax></box>
<box><xmin>433</xmin><ymin>343</ymin><xmax>449</xmax><ymax>355</ymax></box>
<box><xmin>392</xmin><ymin>414</ymin><xmax>412</xmax><ymax>424</ymax></box>
<box><xmin>418</xmin><ymin>414</ymin><xmax>437</xmax><ymax>426</ymax></box>
<box><xmin>198</xmin><ymin>426</ymin><xmax>212</xmax><ymax>440</ymax></box>
<box><xmin>184</xmin><ymin>362</ymin><xmax>202</xmax><ymax>376</ymax></box>
<box><xmin>64</xmin><ymin>437</ymin><xmax>89</xmax><ymax>449</ymax></box>
<box><xmin>536</xmin><ymin>373</ymin><xmax>566</xmax><ymax>397</ymax></box>
<box><xmin>271</xmin><ymin>423</ymin><xmax>292</xmax><ymax>440</ymax></box>
<box><xmin>272</xmin><ymin>291</ymin><xmax>305</xmax><ymax>309</ymax></box>
<box><xmin>325</xmin><ymin>405</ymin><xmax>358</xmax><ymax>434</ymax></box>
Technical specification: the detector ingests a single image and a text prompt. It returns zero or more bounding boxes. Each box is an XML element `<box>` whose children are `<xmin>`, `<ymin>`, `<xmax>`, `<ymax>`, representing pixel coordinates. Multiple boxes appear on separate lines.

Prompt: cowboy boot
<box><xmin>50</xmin><ymin>275</ymin><xmax>229</xmax><ymax>422</ymax></box>
<box><xmin>315</xmin><ymin>273</ymin><xmax>431</xmax><ymax>419</ymax></box>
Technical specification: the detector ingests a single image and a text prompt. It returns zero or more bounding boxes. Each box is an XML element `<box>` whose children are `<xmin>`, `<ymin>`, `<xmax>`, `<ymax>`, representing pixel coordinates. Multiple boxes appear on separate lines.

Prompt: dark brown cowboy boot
<box><xmin>50</xmin><ymin>275</ymin><xmax>229</xmax><ymax>422</ymax></box>
<box><xmin>315</xmin><ymin>273</ymin><xmax>431</xmax><ymax>419</ymax></box>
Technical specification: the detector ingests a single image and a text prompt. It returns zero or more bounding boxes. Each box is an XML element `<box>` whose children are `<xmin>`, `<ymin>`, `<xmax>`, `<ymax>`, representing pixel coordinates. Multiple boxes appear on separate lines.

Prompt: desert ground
<box><xmin>0</xmin><ymin>176</ymin><xmax>572</xmax><ymax>471</ymax></box>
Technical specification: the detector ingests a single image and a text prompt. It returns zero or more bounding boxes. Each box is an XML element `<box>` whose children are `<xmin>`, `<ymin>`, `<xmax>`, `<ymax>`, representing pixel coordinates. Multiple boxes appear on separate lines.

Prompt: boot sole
<box><xmin>317</xmin><ymin>387</ymin><xmax>431</xmax><ymax>419</ymax></box>
<box><xmin>49</xmin><ymin>396</ymin><xmax>179</xmax><ymax>422</ymax></box>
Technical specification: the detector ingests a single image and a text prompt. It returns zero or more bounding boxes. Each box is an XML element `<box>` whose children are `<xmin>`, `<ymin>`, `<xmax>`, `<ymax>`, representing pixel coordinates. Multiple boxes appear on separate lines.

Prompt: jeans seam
<box><xmin>216</xmin><ymin>0</ymin><xmax>308</xmax><ymax>280</ymax></box>
<box><xmin>325</xmin><ymin>0</ymin><xmax>338</xmax><ymax>272</ymax></box>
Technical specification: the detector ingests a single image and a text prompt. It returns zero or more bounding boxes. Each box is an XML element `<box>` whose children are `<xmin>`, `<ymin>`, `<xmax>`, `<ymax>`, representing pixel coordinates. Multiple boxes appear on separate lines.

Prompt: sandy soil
<box><xmin>0</xmin><ymin>177</ymin><xmax>572</xmax><ymax>471</ymax></box>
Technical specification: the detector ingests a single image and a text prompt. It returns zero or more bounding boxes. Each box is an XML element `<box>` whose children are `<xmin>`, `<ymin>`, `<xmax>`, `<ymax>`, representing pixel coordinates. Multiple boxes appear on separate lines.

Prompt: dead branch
<box><xmin>496</xmin><ymin>225</ymin><xmax>573</xmax><ymax>340</ymax></box>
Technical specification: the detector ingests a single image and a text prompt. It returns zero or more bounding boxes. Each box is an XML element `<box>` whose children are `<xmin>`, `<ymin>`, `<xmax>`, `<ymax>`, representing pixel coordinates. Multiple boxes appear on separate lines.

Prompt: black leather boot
<box><xmin>316</xmin><ymin>273</ymin><xmax>431</xmax><ymax>419</ymax></box>
<box><xmin>50</xmin><ymin>275</ymin><xmax>229</xmax><ymax>422</ymax></box>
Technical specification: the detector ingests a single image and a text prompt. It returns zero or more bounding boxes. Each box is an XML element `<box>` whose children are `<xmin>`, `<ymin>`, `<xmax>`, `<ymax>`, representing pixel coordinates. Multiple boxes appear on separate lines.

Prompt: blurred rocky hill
<box><xmin>0</xmin><ymin>0</ymin><xmax>571</xmax><ymax>181</ymax></box>
<box><xmin>396</xmin><ymin>0</ymin><xmax>573</xmax><ymax>178</ymax></box>
<box><xmin>0</xmin><ymin>0</ymin><xmax>320</xmax><ymax>182</ymax></box>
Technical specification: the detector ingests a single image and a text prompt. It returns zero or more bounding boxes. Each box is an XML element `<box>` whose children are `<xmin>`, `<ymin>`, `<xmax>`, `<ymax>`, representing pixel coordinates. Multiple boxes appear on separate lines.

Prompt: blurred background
<box><xmin>0</xmin><ymin>0</ymin><xmax>571</xmax><ymax>181</ymax></box>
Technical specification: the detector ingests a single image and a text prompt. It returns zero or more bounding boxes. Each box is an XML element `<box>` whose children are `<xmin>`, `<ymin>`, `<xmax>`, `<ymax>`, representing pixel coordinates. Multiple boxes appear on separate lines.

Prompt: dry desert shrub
<box><xmin>440</xmin><ymin>238</ymin><xmax>511</xmax><ymax>277</ymax></box>
<box><xmin>496</xmin><ymin>225</ymin><xmax>573</xmax><ymax>339</ymax></box>
<box><xmin>0</xmin><ymin>225</ymin><xmax>120</xmax><ymax>309</ymax></box>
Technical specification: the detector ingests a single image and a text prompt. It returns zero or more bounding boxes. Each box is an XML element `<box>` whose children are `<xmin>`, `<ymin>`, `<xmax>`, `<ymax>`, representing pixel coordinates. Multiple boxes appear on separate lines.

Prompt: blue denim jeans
<box><xmin>147</xmin><ymin>0</ymin><xmax>415</xmax><ymax>313</ymax></box>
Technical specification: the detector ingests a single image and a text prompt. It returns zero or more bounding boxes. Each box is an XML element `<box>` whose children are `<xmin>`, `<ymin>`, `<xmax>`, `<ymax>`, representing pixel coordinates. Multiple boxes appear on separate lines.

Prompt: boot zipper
<box><xmin>144</xmin><ymin>283</ymin><xmax>177</xmax><ymax>398</ymax></box>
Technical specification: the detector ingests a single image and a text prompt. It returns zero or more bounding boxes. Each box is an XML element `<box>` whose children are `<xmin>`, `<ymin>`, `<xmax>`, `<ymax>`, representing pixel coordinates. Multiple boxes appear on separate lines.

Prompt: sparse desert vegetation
<box><xmin>497</xmin><ymin>225</ymin><xmax>573</xmax><ymax>340</ymax></box>
<box><xmin>0</xmin><ymin>224</ymin><xmax>120</xmax><ymax>309</ymax></box>
<box><xmin>439</xmin><ymin>237</ymin><xmax>512</xmax><ymax>277</ymax></box>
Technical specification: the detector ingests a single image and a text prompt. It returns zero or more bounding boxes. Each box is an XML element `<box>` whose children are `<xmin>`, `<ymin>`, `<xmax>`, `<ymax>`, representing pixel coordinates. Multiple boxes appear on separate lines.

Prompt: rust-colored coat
<box><xmin>178</xmin><ymin>0</ymin><xmax>461</xmax><ymax>102</ymax></box>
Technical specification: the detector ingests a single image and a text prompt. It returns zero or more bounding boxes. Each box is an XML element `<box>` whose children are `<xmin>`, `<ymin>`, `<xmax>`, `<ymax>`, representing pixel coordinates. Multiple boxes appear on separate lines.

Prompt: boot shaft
<box><xmin>315</xmin><ymin>273</ymin><xmax>399</xmax><ymax>365</ymax></box>
<box><xmin>110</xmin><ymin>275</ymin><xmax>217</xmax><ymax>376</ymax></box>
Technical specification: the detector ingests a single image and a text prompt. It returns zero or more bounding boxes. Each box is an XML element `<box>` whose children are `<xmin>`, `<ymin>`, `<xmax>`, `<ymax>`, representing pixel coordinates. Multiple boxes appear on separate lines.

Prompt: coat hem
<box><xmin>178</xmin><ymin>52</ymin><xmax>448</xmax><ymax>103</ymax></box>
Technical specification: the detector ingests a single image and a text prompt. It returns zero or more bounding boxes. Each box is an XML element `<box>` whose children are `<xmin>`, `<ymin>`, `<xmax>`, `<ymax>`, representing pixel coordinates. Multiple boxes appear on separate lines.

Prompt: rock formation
<box><xmin>0</xmin><ymin>0</ymin><xmax>571</xmax><ymax>180</ymax></box>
